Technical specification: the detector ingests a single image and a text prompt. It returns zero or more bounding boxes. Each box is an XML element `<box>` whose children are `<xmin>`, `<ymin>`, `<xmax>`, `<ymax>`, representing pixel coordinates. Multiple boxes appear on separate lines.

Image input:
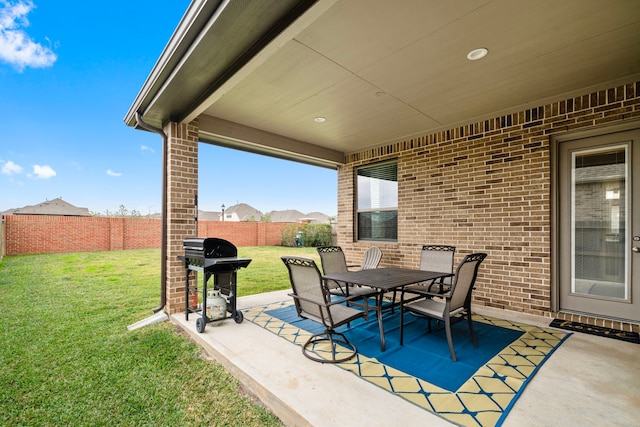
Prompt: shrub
<box><xmin>302</xmin><ymin>223</ymin><xmax>332</xmax><ymax>247</ymax></box>
<box><xmin>280</xmin><ymin>223</ymin><xmax>299</xmax><ymax>246</ymax></box>
<box><xmin>280</xmin><ymin>223</ymin><xmax>332</xmax><ymax>247</ymax></box>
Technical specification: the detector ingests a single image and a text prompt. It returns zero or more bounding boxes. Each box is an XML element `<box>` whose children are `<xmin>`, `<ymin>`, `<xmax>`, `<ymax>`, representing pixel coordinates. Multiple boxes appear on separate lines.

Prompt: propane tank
<box><xmin>206</xmin><ymin>289</ymin><xmax>227</xmax><ymax>322</ymax></box>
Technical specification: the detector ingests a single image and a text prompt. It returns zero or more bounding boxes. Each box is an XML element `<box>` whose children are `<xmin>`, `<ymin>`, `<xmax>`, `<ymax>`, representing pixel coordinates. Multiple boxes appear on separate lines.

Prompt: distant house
<box><xmin>198</xmin><ymin>210</ymin><xmax>224</xmax><ymax>221</ymax></box>
<box><xmin>266</xmin><ymin>209</ymin><xmax>303</xmax><ymax>223</ymax></box>
<box><xmin>197</xmin><ymin>203</ymin><xmax>331</xmax><ymax>223</ymax></box>
<box><xmin>5</xmin><ymin>198</ymin><xmax>90</xmax><ymax>216</ymax></box>
<box><xmin>305</xmin><ymin>212</ymin><xmax>332</xmax><ymax>223</ymax></box>
<box><xmin>225</xmin><ymin>203</ymin><xmax>262</xmax><ymax>221</ymax></box>
<box><xmin>198</xmin><ymin>203</ymin><xmax>259</xmax><ymax>222</ymax></box>
<box><xmin>267</xmin><ymin>210</ymin><xmax>330</xmax><ymax>223</ymax></box>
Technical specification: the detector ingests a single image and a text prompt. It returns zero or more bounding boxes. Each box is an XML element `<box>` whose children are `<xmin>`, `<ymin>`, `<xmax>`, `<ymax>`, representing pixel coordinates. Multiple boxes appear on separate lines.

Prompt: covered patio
<box><xmin>172</xmin><ymin>290</ymin><xmax>639</xmax><ymax>426</ymax></box>
<box><xmin>124</xmin><ymin>1</ymin><xmax>640</xmax><ymax>424</ymax></box>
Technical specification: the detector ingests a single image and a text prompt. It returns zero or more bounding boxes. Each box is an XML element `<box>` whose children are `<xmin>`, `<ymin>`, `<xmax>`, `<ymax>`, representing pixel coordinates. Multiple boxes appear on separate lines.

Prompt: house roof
<box><xmin>197</xmin><ymin>203</ymin><xmax>331</xmax><ymax>222</ymax></box>
<box><xmin>268</xmin><ymin>209</ymin><xmax>306</xmax><ymax>223</ymax></box>
<box><xmin>199</xmin><ymin>204</ymin><xmax>262</xmax><ymax>221</ymax></box>
<box><xmin>306</xmin><ymin>211</ymin><xmax>331</xmax><ymax>223</ymax></box>
<box><xmin>8</xmin><ymin>198</ymin><xmax>91</xmax><ymax>216</ymax></box>
<box><xmin>197</xmin><ymin>210</ymin><xmax>220</xmax><ymax>221</ymax></box>
<box><xmin>125</xmin><ymin>0</ymin><xmax>640</xmax><ymax>168</ymax></box>
<box><xmin>225</xmin><ymin>203</ymin><xmax>262</xmax><ymax>221</ymax></box>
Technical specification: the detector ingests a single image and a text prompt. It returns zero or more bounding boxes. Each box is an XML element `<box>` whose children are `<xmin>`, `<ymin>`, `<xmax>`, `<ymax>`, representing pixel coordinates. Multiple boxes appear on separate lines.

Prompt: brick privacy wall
<box><xmin>338</xmin><ymin>80</ymin><xmax>640</xmax><ymax>332</ymax></box>
<box><xmin>198</xmin><ymin>221</ymin><xmax>285</xmax><ymax>246</ymax></box>
<box><xmin>2</xmin><ymin>215</ymin><xmax>161</xmax><ymax>254</ymax></box>
<box><xmin>1</xmin><ymin>215</ymin><xmax>286</xmax><ymax>255</ymax></box>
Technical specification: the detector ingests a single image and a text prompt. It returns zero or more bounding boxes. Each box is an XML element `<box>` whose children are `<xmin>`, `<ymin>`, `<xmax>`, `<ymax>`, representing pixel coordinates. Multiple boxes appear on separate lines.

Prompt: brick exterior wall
<box><xmin>1</xmin><ymin>215</ymin><xmax>286</xmax><ymax>255</ymax></box>
<box><xmin>338</xmin><ymin>80</ymin><xmax>640</xmax><ymax>332</ymax></box>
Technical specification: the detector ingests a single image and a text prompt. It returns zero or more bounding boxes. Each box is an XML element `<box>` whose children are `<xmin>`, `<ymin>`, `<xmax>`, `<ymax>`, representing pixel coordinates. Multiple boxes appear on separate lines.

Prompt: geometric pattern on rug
<box><xmin>243</xmin><ymin>301</ymin><xmax>571</xmax><ymax>427</ymax></box>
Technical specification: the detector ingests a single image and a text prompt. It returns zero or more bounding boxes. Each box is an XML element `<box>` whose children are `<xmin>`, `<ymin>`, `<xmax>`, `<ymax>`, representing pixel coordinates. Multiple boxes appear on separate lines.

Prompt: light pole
<box><xmin>221</xmin><ymin>204</ymin><xmax>225</xmax><ymax>222</ymax></box>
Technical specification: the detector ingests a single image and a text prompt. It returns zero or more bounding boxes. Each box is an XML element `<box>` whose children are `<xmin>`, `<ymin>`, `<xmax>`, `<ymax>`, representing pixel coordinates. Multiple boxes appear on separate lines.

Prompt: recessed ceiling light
<box><xmin>467</xmin><ymin>48</ymin><xmax>488</xmax><ymax>61</ymax></box>
<box><xmin>314</xmin><ymin>117</ymin><xmax>326</xmax><ymax>123</ymax></box>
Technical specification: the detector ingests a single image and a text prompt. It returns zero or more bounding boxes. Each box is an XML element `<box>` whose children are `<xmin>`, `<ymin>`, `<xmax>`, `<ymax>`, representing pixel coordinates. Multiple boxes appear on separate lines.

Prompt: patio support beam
<box><xmin>198</xmin><ymin>115</ymin><xmax>344</xmax><ymax>168</ymax></box>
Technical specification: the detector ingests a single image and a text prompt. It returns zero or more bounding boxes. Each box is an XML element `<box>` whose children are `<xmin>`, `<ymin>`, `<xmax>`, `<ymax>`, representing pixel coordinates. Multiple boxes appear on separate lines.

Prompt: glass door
<box><xmin>558</xmin><ymin>128</ymin><xmax>640</xmax><ymax>322</ymax></box>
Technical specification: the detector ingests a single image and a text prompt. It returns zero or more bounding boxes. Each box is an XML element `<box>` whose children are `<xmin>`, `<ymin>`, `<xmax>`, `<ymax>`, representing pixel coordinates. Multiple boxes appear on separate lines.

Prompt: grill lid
<box><xmin>183</xmin><ymin>238</ymin><xmax>237</xmax><ymax>258</ymax></box>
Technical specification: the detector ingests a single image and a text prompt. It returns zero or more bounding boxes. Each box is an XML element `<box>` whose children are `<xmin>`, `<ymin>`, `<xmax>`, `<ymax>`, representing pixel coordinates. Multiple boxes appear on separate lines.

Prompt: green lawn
<box><xmin>235</xmin><ymin>246</ymin><xmax>321</xmax><ymax>296</ymax></box>
<box><xmin>0</xmin><ymin>247</ymin><xmax>319</xmax><ymax>426</ymax></box>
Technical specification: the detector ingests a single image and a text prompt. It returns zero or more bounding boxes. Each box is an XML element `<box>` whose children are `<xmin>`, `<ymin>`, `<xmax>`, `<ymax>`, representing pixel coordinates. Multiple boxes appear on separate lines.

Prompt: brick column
<box><xmin>108</xmin><ymin>217</ymin><xmax>124</xmax><ymax>250</ymax></box>
<box><xmin>164</xmin><ymin>119</ymin><xmax>199</xmax><ymax>314</ymax></box>
<box><xmin>336</xmin><ymin>164</ymin><xmax>353</xmax><ymax>246</ymax></box>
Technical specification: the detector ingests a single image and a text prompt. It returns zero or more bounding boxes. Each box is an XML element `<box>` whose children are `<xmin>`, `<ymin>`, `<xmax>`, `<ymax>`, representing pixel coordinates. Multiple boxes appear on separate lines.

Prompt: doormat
<box><xmin>244</xmin><ymin>301</ymin><xmax>570</xmax><ymax>427</ymax></box>
<box><xmin>549</xmin><ymin>319</ymin><xmax>640</xmax><ymax>344</ymax></box>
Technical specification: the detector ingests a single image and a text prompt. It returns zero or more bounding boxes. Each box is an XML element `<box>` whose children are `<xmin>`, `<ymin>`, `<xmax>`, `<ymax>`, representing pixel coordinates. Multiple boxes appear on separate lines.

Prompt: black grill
<box><xmin>179</xmin><ymin>238</ymin><xmax>251</xmax><ymax>333</ymax></box>
<box><xmin>183</xmin><ymin>237</ymin><xmax>237</xmax><ymax>261</ymax></box>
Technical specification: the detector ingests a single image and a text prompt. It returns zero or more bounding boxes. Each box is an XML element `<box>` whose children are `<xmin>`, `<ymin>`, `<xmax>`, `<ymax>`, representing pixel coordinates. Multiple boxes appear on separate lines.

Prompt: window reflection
<box><xmin>357</xmin><ymin>162</ymin><xmax>398</xmax><ymax>241</ymax></box>
<box><xmin>572</xmin><ymin>146</ymin><xmax>627</xmax><ymax>299</ymax></box>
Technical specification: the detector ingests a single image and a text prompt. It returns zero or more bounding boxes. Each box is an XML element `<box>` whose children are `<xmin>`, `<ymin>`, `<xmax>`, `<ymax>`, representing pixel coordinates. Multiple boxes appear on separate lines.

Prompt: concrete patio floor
<box><xmin>171</xmin><ymin>290</ymin><xmax>640</xmax><ymax>427</ymax></box>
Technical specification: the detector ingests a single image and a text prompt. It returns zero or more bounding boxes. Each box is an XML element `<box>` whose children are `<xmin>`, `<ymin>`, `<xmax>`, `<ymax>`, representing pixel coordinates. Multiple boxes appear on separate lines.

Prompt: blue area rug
<box><xmin>244</xmin><ymin>301</ymin><xmax>571</xmax><ymax>427</ymax></box>
<box><xmin>267</xmin><ymin>305</ymin><xmax>523</xmax><ymax>391</ymax></box>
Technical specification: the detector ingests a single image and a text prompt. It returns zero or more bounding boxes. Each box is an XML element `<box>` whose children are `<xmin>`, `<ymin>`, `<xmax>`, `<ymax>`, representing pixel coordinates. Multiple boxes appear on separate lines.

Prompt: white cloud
<box><xmin>29</xmin><ymin>164</ymin><xmax>55</xmax><ymax>179</ymax></box>
<box><xmin>106</xmin><ymin>169</ymin><xmax>122</xmax><ymax>177</ymax></box>
<box><xmin>0</xmin><ymin>0</ymin><xmax>57</xmax><ymax>71</ymax></box>
<box><xmin>140</xmin><ymin>145</ymin><xmax>154</xmax><ymax>153</ymax></box>
<box><xmin>1</xmin><ymin>159</ymin><xmax>23</xmax><ymax>175</ymax></box>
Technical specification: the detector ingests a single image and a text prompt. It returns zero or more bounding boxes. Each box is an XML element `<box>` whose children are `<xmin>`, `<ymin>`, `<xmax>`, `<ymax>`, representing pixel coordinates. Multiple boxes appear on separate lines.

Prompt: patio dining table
<box><xmin>322</xmin><ymin>268</ymin><xmax>453</xmax><ymax>351</ymax></box>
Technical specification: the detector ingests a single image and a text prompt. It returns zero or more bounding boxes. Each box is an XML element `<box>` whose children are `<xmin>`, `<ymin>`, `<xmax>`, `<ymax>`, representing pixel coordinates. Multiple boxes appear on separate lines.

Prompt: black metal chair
<box><xmin>316</xmin><ymin>246</ymin><xmax>378</xmax><ymax>315</ymax></box>
<box><xmin>282</xmin><ymin>256</ymin><xmax>366</xmax><ymax>363</ymax></box>
<box><xmin>399</xmin><ymin>252</ymin><xmax>487</xmax><ymax>362</ymax></box>
<box><xmin>401</xmin><ymin>245</ymin><xmax>456</xmax><ymax>309</ymax></box>
<box><xmin>409</xmin><ymin>244</ymin><xmax>456</xmax><ymax>294</ymax></box>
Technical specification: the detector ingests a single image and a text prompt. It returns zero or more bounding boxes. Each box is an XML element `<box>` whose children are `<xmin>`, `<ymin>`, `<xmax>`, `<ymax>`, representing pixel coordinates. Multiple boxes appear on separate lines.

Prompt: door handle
<box><xmin>634</xmin><ymin>247</ymin><xmax>640</xmax><ymax>253</ymax></box>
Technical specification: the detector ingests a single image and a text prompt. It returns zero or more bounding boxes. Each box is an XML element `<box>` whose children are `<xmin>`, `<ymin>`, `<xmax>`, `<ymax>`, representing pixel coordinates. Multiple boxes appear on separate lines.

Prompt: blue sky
<box><xmin>0</xmin><ymin>0</ymin><xmax>337</xmax><ymax>216</ymax></box>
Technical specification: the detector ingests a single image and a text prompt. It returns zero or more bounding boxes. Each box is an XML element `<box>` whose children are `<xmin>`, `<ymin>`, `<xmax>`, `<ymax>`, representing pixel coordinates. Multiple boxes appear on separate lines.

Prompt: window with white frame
<box><xmin>356</xmin><ymin>161</ymin><xmax>398</xmax><ymax>241</ymax></box>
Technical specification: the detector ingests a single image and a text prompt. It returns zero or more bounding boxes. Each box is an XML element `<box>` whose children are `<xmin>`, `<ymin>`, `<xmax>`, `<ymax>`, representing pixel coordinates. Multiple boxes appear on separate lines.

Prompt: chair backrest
<box><xmin>361</xmin><ymin>246</ymin><xmax>382</xmax><ymax>270</ymax></box>
<box><xmin>420</xmin><ymin>245</ymin><xmax>456</xmax><ymax>284</ymax></box>
<box><xmin>281</xmin><ymin>256</ymin><xmax>329</xmax><ymax>321</ymax></box>
<box><xmin>448</xmin><ymin>253</ymin><xmax>487</xmax><ymax>311</ymax></box>
<box><xmin>316</xmin><ymin>246</ymin><xmax>348</xmax><ymax>274</ymax></box>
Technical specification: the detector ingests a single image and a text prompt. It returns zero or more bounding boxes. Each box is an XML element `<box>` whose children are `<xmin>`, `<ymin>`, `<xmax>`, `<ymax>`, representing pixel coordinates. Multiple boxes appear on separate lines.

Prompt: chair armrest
<box><xmin>399</xmin><ymin>286</ymin><xmax>451</xmax><ymax>307</ymax></box>
<box><xmin>323</xmin><ymin>278</ymin><xmax>349</xmax><ymax>294</ymax></box>
<box><xmin>288</xmin><ymin>293</ymin><xmax>328</xmax><ymax>308</ymax></box>
<box><xmin>288</xmin><ymin>292</ymin><xmax>361</xmax><ymax>308</ymax></box>
<box><xmin>334</xmin><ymin>293</ymin><xmax>370</xmax><ymax>305</ymax></box>
<box><xmin>420</xmin><ymin>290</ymin><xmax>450</xmax><ymax>298</ymax></box>
<box><xmin>401</xmin><ymin>286</ymin><xmax>438</xmax><ymax>297</ymax></box>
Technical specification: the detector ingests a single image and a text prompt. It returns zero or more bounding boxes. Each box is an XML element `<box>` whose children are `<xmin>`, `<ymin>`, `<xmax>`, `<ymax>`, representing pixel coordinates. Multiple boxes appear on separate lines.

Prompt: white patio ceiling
<box><xmin>125</xmin><ymin>0</ymin><xmax>640</xmax><ymax>167</ymax></box>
